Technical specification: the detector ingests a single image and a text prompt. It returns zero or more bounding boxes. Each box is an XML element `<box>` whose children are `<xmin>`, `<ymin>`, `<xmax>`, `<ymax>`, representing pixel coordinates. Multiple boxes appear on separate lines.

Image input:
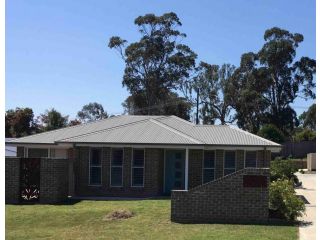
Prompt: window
<box><xmin>27</xmin><ymin>148</ymin><xmax>49</xmax><ymax>158</ymax></box>
<box><xmin>245</xmin><ymin>151</ymin><xmax>257</xmax><ymax>168</ymax></box>
<box><xmin>111</xmin><ymin>148</ymin><xmax>123</xmax><ymax>187</ymax></box>
<box><xmin>203</xmin><ymin>150</ymin><xmax>215</xmax><ymax>183</ymax></box>
<box><xmin>132</xmin><ymin>149</ymin><xmax>144</xmax><ymax>187</ymax></box>
<box><xmin>89</xmin><ymin>148</ymin><xmax>102</xmax><ymax>185</ymax></box>
<box><xmin>224</xmin><ymin>151</ymin><xmax>236</xmax><ymax>175</ymax></box>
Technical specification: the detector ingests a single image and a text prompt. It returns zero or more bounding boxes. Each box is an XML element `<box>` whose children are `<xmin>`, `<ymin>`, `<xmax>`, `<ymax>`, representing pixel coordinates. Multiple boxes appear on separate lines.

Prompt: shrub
<box><xmin>270</xmin><ymin>159</ymin><xmax>299</xmax><ymax>183</ymax></box>
<box><xmin>269</xmin><ymin>179</ymin><xmax>305</xmax><ymax>221</ymax></box>
<box><xmin>293</xmin><ymin>128</ymin><xmax>316</xmax><ymax>142</ymax></box>
<box><xmin>258</xmin><ymin>124</ymin><xmax>285</xmax><ymax>143</ymax></box>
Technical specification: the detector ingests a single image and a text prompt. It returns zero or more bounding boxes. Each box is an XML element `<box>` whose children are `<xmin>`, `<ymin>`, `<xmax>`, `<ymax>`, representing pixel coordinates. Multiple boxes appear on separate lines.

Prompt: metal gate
<box><xmin>20</xmin><ymin>158</ymin><xmax>41</xmax><ymax>203</ymax></box>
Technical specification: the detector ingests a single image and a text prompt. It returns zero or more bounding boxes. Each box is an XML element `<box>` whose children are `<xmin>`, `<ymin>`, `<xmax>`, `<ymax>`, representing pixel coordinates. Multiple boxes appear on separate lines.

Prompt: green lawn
<box><xmin>6</xmin><ymin>200</ymin><xmax>297</xmax><ymax>240</ymax></box>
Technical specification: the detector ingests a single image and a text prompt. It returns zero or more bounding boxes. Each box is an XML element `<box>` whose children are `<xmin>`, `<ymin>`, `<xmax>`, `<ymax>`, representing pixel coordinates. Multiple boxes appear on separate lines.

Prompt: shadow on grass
<box><xmin>6</xmin><ymin>196</ymin><xmax>171</xmax><ymax>206</ymax></box>
<box><xmin>172</xmin><ymin>219</ymin><xmax>299</xmax><ymax>227</ymax></box>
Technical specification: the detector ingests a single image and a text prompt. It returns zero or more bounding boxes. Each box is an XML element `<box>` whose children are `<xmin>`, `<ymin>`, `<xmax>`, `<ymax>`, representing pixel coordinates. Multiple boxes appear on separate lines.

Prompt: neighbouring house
<box><xmin>6</xmin><ymin>115</ymin><xmax>281</xmax><ymax>223</ymax></box>
<box><xmin>5</xmin><ymin>138</ymin><xmax>17</xmax><ymax>157</ymax></box>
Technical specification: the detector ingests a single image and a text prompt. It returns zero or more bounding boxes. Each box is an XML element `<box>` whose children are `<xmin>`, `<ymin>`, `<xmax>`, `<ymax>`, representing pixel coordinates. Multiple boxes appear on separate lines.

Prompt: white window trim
<box><xmin>223</xmin><ymin>150</ymin><xmax>237</xmax><ymax>176</ymax></box>
<box><xmin>88</xmin><ymin>148</ymin><xmax>102</xmax><ymax>186</ymax></box>
<box><xmin>110</xmin><ymin>148</ymin><xmax>124</xmax><ymax>187</ymax></box>
<box><xmin>244</xmin><ymin>150</ymin><xmax>257</xmax><ymax>168</ymax></box>
<box><xmin>202</xmin><ymin>150</ymin><xmax>216</xmax><ymax>184</ymax></box>
<box><xmin>131</xmin><ymin>148</ymin><xmax>145</xmax><ymax>187</ymax></box>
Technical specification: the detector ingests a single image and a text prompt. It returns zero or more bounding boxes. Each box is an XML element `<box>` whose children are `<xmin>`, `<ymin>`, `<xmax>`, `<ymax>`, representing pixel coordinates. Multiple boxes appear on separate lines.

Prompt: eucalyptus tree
<box><xmin>108</xmin><ymin>12</ymin><xmax>197</xmax><ymax>115</ymax></box>
<box><xmin>231</xmin><ymin>27</ymin><xmax>316</xmax><ymax>134</ymax></box>
<box><xmin>77</xmin><ymin>102</ymin><xmax>108</xmax><ymax>123</ymax></box>
<box><xmin>195</xmin><ymin>62</ymin><xmax>236</xmax><ymax>125</ymax></box>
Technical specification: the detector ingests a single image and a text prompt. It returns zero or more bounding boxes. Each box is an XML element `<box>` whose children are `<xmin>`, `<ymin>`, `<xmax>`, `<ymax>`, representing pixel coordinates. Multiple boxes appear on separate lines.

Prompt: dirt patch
<box><xmin>103</xmin><ymin>209</ymin><xmax>134</xmax><ymax>221</ymax></box>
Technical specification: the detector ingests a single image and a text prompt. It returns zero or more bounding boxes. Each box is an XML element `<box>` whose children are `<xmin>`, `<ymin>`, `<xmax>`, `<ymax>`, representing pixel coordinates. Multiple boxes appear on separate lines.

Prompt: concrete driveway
<box><xmin>295</xmin><ymin>172</ymin><xmax>316</xmax><ymax>240</ymax></box>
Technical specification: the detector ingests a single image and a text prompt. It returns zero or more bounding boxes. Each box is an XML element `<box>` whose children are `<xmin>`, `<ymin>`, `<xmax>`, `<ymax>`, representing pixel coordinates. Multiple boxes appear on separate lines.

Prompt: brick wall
<box><xmin>171</xmin><ymin>168</ymin><xmax>270</xmax><ymax>223</ymax></box>
<box><xmin>40</xmin><ymin>158</ymin><xmax>69</xmax><ymax>203</ymax></box>
<box><xmin>5</xmin><ymin>157</ymin><xmax>69</xmax><ymax>204</ymax></box>
<box><xmin>74</xmin><ymin>147</ymin><xmax>164</xmax><ymax>197</ymax></box>
<box><xmin>5</xmin><ymin>158</ymin><xmax>20</xmax><ymax>203</ymax></box>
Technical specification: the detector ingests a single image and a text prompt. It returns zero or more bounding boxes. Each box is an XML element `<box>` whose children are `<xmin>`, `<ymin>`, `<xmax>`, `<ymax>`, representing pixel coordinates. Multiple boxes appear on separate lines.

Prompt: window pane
<box><xmin>204</xmin><ymin>151</ymin><xmax>215</xmax><ymax>168</ymax></box>
<box><xmin>174</xmin><ymin>180</ymin><xmax>182</xmax><ymax>188</ymax></box>
<box><xmin>203</xmin><ymin>169</ymin><xmax>215</xmax><ymax>183</ymax></box>
<box><xmin>28</xmin><ymin>148</ymin><xmax>48</xmax><ymax>158</ymax></box>
<box><xmin>132</xmin><ymin>168</ymin><xmax>144</xmax><ymax>186</ymax></box>
<box><xmin>133</xmin><ymin>149</ymin><xmax>144</xmax><ymax>167</ymax></box>
<box><xmin>91</xmin><ymin>149</ymin><xmax>101</xmax><ymax>166</ymax></box>
<box><xmin>246</xmin><ymin>151</ymin><xmax>257</xmax><ymax>168</ymax></box>
<box><xmin>225</xmin><ymin>151</ymin><xmax>235</xmax><ymax>168</ymax></box>
<box><xmin>90</xmin><ymin>167</ymin><xmax>101</xmax><ymax>185</ymax></box>
<box><xmin>112</xmin><ymin>149</ymin><xmax>123</xmax><ymax>166</ymax></box>
<box><xmin>224</xmin><ymin>169</ymin><xmax>235</xmax><ymax>175</ymax></box>
<box><xmin>111</xmin><ymin>167</ymin><xmax>122</xmax><ymax>186</ymax></box>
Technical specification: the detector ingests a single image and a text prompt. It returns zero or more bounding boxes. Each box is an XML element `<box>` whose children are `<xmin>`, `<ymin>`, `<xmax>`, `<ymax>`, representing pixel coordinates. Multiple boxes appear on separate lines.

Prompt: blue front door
<box><xmin>164</xmin><ymin>150</ymin><xmax>185</xmax><ymax>195</ymax></box>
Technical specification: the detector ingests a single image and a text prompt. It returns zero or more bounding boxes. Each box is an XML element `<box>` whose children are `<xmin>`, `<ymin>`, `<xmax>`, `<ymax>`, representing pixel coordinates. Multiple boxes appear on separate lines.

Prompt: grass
<box><xmin>6</xmin><ymin>199</ymin><xmax>297</xmax><ymax>240</ymax></box>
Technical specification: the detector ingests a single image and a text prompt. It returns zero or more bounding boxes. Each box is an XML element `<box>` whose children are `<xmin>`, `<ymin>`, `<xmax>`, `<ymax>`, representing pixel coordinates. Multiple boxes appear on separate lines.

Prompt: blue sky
<box><xmin>6</xmin><ymin>0</ymin><xmax>316</xmax><ymax>120</ymax></box>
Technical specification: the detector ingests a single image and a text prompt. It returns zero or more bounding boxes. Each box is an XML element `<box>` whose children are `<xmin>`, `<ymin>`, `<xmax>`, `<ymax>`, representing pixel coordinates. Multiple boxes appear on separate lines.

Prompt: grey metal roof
<box><xmin>8</xmin><ymin>115</ymin><xmax>281</xmax><ymax>147</ymax></box>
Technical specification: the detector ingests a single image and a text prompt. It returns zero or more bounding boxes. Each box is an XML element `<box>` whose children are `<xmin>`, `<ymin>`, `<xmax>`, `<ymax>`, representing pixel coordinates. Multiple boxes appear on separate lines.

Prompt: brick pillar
<box><xmin>188</xmin><ymin>149</ymin><xmax>203</xmax><ymax>188</ymax></box>
<box><xmin>5</xmin><ymin>157</ymin><xmax>20</xmax><ymax>203</ymax></box>
<box><xmin>67</xmin><ymin>148</ymin><xmax>76</xmax><ymax>196</ymax></box>
<box><xmin>40</xmin><ymin>158</ymin><xmax>69</xmax><ymax>203</ymax></box>
<box><xmin>123</xmin><ymin>148</ymin><xmax>132</xmax><ymax>188</ymax></box>
<box><xmin>236</xmin><ymin>150</ymin><xmax>244</xmax><ymax>171</ymax></box>
<box><xmin>215</xmin><ymin>150</ymin><xmax>224</xmax><ymax>179</ymax></box>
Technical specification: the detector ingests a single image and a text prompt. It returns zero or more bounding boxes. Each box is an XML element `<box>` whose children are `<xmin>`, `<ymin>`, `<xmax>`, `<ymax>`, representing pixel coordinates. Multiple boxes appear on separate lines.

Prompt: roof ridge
<box><xmin>170</xmin><ymin>115</ymin><xmax>195</xmax><ymax>126</ymax></box>
<box><xmin>230</xmin><ymin>126</ymin><xmax>281</xmax><ymax>146</ymax></box>
<box><xmin>150</xmin><ymin>118</ymin><xmax>203</xmax><ymax>144</ymax></box>
<box><xmin>56</xmin><ymin>118</ymin><xmax>153</xmax><ymax>142</ymax></box>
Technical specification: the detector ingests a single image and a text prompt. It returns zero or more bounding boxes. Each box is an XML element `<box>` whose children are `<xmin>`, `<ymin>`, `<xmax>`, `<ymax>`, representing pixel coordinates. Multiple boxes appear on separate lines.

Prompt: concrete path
<box><xmin>295</xmin><ymin>172</ymin><xmax>316</xmax><ymax>240</ymax></box>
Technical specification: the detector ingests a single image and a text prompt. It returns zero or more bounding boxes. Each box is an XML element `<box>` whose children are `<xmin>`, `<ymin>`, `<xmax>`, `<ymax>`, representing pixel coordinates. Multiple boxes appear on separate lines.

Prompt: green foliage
<box><xmin>5</xmin><ymin>108</ymin><xmax>38</xmax><ymax>137</ymax></box>
<box><xmin>77</xmin><ymin>102</ymin><xmax>108</xmax><ymax>123</ymax></box>
<box><xmin>292</xmin><ymin>128</ymin><xmax>316</xmax><ymax>142</ymax></box>
<box><xmin>299</xmin><ymin>104</ymin><xmax>316</xmax><ymax>130</ymax></box>
<box><xmin>109</xmin><ymin>12</ymin><xmax>197</xmax><ymax>115</ymax></box>
<box><xmin>269</xmin><ymin>179</ymin><xmax>305</xmax><ymax>221</ymax></box>
<box><xmin>122</xmin><ymin>91</ymin><xmax>192</xmax><ymax>120</ymax></box>
<box><xmin>40</xmin><ymin>108</ymin><xmax>69</xmax><ymax>131</ymax></box>
<box><xmin>270</xmin><ymin>159</ymin><xmax>299</xmax><ymax>183</ymax></box>
<box><xmin>258</xmin><ymin>124</ymin><xmax>285</xmax><ymax>143</ymax></box>
<box><xmin>231</xmin><ymin>27</ymin><xmax>316</xmax><ymax>134</ymax></box>
<box><xmin>195</xmin><ymin>62</ymin><xmax>236</xmax><ymax>125</ymax></box>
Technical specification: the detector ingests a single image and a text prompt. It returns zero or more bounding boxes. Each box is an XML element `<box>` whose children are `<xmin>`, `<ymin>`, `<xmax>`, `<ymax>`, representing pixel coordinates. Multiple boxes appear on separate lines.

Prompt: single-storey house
<box><xmin>6</xmin><ymin>115</ymin><xmax>280</xmax><ymax>200</ymax></box>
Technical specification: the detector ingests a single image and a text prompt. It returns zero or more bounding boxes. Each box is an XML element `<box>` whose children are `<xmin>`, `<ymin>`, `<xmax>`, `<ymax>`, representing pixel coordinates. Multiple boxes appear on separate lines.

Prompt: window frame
<box><xmin>88</xmin><ymin>148</ymin><xmax>102</xmax><ymax>186</ymax></box>
<box><xmin>26</xmin><ymin>147</ymin><xmax>49</xmax><ymax>158</ymax></box>
<box><xmin>110</xmin><ymin>148</ymin><xmax>124</xmax><ymax>187</ymax></box>
<box><xmin>131</xmin><ymin>148</ymin><xmax>145</xmax><ymax>187</ymax></box>
<box><xmin>202</xmin><ymin>150</ymin><xmax>216</xmax><ymax>184</ymax></box>
<box><xmin>244</xmin><ymin>150</ymin><xmax>257</xmax><ymax>168</ymax></box>
<box><xmin>223</xmin><ymin>150</ymin><xmax>236</xmax><ymax>176</ymax></box>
